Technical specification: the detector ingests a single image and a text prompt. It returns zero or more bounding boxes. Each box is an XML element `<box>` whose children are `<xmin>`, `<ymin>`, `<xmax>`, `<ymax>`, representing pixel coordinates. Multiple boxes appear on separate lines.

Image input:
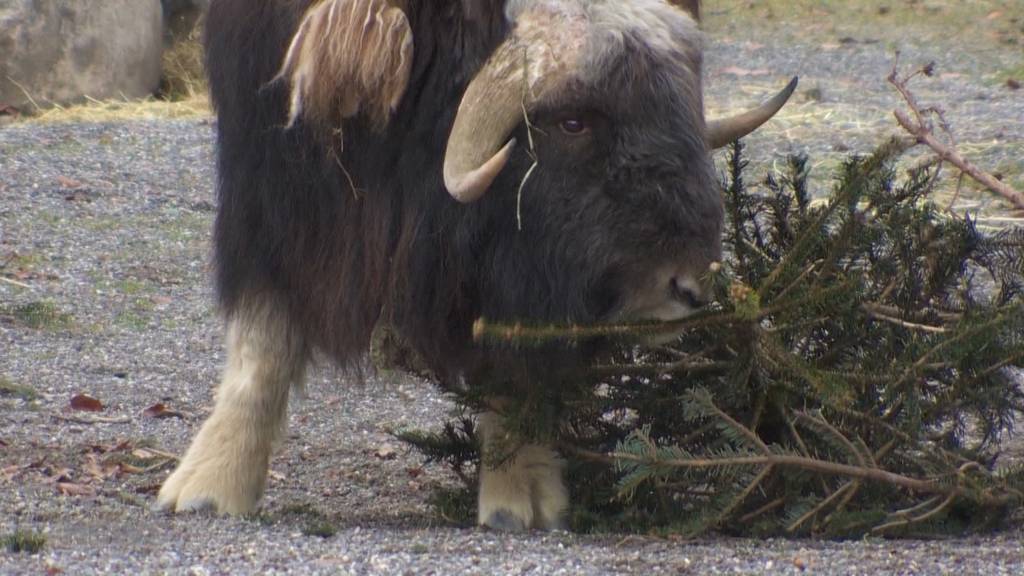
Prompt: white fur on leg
<box><xmin>477</xmin><ymin>412</ymin><xmax>569</xmax><ymax>531</ymax></box>
<box><xmin>157</xmin><ymin>301</ymin><xmax>305</xmax><ymax>515</ymax></box>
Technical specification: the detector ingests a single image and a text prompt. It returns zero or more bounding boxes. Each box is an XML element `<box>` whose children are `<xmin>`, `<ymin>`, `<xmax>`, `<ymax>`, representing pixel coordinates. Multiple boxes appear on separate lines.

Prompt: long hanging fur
<box><xmin>275</xmin><ymin>0</ymin><xmax>414</xmax><ymax>132</ymax></box>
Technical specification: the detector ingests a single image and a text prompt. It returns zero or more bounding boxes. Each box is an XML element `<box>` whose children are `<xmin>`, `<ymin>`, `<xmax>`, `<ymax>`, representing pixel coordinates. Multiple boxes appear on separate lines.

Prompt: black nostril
<box><xmin>671</xmin><ymin>277</ymin><xmax>707</xmax><ymax>309</ymax></box>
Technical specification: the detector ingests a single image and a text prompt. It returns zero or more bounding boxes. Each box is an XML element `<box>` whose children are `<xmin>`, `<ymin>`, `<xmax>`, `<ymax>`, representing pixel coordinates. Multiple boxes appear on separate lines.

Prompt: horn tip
<box><xmin>444</xmin><ymin>139</ymin><xmax>517</xmax><ymax>203</ymax></box>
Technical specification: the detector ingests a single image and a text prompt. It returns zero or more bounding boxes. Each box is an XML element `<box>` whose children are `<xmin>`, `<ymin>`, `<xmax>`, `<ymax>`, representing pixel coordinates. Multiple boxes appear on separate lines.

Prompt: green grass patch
<box><xmin>3</xmin><ymin>252</ymin><xmax>42</xmax><ymax>270</ymax></box>
<box><xmin>994</xmin><ymin>63</ymin><xmax>1024</xmax><ymax>85</ymax></box>
<box><xmin>117</xmin><ymin>279</ymin><xmax>149</xmax><ymax>296</ymax></box>
<box><xmin>1</xmin><ymin>301</ymin><xmax>73</xmax><ymax>330</ymax></box>
<box><xmin>301</xmin><ymin>519</ymin><xmax>338</xmax><ymax>539</ymax></box>
<box><xmin>254</xmin><ymin>502</ymin><xmax>338</xmax><ymax>539</ymax></box>
<box><xmin>2</xmin><ymin>529</ymin><xmax>46</xmax><ymax>554</ymax></box>
<box><xmin>115</xmin><ymin>310</ymin><xmax>149</xmax><ymax>331</ymax></box>
<box><xmin>162</xmin><ymin>212</ymin><xmax>211</xmax><ymax>244</ymax></box>
<box><xmin>0</xmin><ymin>376</ymin><xmax>38</xmax><ymax>401</ymax></box>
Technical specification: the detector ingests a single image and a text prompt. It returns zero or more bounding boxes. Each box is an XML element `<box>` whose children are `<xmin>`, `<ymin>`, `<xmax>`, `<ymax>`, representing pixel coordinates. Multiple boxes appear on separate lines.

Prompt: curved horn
<box><xmin>707</xmin><ymin>76</ymin><xmax>798</xmax><ymax>149</ymax></box>
<box><xmin>443</xmin><ymin>43</ymin><xmax>529</xmax><ymax>203</ymax></box>
<box><xmin>444</xmin><ymin>9</ymin><xmax>585</xmax><ymax>203</ymax></box>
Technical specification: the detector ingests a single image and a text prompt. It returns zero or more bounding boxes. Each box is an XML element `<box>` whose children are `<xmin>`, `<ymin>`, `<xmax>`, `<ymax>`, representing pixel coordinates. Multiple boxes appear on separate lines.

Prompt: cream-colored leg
<box><xmin>477</xmin><ymin>412</ymin><xmax>569</xmax><ymax>531</ymax></box>
<box><xmin>156</xmin><ymin>301</ymin><xmax>306</xmax><ymax>515</ymax></box>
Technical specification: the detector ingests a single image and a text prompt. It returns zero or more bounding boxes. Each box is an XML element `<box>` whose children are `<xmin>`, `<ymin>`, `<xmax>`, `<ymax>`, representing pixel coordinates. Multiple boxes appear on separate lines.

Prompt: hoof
<box><xmin>482</xmin><ymin>509</ymin><xmax>529</xmax><ymax>532</ymax></box>
<box><xmin>155</xmin><ymin>455</ymin><xmax>264</xmax><ymax>516</ymax></box>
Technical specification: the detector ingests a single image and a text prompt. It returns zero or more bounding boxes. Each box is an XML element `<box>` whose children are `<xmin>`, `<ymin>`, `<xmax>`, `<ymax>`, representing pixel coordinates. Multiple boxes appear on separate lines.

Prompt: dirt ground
<box><xmin>2</xmin><ymin>1</ymin><xmax>1023</xmax><ymax>574</ymax></box>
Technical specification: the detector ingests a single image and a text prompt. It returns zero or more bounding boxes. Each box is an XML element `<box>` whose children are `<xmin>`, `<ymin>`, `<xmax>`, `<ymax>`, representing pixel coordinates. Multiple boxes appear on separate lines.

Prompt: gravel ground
<box><xmin>2</xmin><ymin>14</ymin><xmax>1023</xmax><ymax>576</ymax></box>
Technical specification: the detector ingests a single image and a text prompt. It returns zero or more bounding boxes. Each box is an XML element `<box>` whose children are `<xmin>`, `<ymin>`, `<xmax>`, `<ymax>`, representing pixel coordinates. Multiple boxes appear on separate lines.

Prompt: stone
<box><xmin>0</xmin><ymin>0</ymin><xmax>163</xmax><ymax>110</ymax></box>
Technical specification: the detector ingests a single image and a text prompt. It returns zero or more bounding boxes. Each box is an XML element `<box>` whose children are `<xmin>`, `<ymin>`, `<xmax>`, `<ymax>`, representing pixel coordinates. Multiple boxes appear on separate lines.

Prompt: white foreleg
<box><xmin>157</xmin><ymin>299</ymin><xmax>306</xmax><ymax>515</ymax></box>
<box><xmin>477</xmin><ymin>411</ymin><xmax>569</xmax><ymax>531</ymax></box>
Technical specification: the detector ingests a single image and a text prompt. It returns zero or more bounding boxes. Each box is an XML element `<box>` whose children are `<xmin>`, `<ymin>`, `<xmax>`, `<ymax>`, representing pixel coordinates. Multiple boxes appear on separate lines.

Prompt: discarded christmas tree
<box><xmin>399</xmin><ymin>139</ymin><xmax>1024</xmax><ymax>537</ymax></box>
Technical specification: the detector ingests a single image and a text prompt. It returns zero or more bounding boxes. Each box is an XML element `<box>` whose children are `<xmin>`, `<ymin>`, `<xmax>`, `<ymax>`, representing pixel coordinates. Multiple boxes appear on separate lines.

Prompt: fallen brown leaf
<box><xmin>143</xmin><ymin>402</ymin><xmax>184</xmax><ymax>419</ymax></box>
<box><xmin>1</xmin><ymin>464</ymin><xmax>26</xmax><ymax>482</ymax></box>
<box><xmin>56</xmin><ymin>175</ymin><xmax>84</xmax><ymax>189</ymax></box>
<box><xmin>88</xmin><ymin>440</ymin><xmax>133</xmax><ymax>454</ymax></box>
<box><xmin>70</xmin><ymin>393</ymin><xmax>103</xmax><ymax>412</ymax></box>
<box><xmin>56</xmin><ymin>481</ymin><xmax>95</xmax><ymax>496</ymax></box>
<box><xmin>118</xmin><ymin>462</ymin><xmax>145</xmax><ymax>474</ymax></box>
<box><xmin>83</xmin><ymin>453</ymin><xmax>120</xmax><ymax>480</ymax></box>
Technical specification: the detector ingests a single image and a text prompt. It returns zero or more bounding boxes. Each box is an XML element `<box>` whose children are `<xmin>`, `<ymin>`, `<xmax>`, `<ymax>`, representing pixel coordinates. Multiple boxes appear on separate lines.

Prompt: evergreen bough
<box><xmin>398</xmin><ymin>140</ymin><xmax>1024</xmax><ymax>537</ymax></box>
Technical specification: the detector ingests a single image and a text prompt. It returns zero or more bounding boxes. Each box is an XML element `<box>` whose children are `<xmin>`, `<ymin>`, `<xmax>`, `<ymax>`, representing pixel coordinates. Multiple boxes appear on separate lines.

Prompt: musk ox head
<box><xmin>440</xmin><ymin>0</ymin><xmax>793</xmax><ymax>326</ymax></box>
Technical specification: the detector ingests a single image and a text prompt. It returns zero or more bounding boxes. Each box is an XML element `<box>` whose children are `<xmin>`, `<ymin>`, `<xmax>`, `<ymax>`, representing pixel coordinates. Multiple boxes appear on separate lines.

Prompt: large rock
<box><xmin>0</xmin><ymin>0</ymin><xmax>163</xmax><ymax>110</ymax></box>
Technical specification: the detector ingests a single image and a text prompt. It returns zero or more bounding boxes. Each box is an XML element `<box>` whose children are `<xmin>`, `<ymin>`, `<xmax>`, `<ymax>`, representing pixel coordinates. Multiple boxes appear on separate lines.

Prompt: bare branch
<box><xmin>888</xmin><ymin>62</ymin><xmax>1024</xmax><ymax>210</ymax></box>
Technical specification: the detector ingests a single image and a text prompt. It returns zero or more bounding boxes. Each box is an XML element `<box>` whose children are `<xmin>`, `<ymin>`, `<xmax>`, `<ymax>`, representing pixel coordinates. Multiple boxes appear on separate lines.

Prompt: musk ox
<box><xmin>157</xmin><ymin>0</ymin><xmax>795</xmax><ymax>530</ymax></box>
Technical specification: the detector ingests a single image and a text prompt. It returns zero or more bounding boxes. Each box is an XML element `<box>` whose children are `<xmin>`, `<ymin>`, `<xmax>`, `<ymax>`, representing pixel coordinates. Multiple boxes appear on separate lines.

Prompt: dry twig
<box><xmin>888</xmin><ymin>59</ymin><xmax>1024</xmax><ymax>210</ymax></box>
<box><xmin>53</xmin><ymin>413</ymin><xmax>131</xmax><ymax>425</ymax></box>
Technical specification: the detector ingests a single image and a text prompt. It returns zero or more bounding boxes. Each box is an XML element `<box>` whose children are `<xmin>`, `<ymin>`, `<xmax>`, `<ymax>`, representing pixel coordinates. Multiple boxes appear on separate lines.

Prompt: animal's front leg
<box><xmin>477</xmin><ymin>411</ymin><xmax>569</xmax><ymax>531</ymax></box>
<box><xmin>157</xmin><ymin>300</ymin><xmax>306</xmax><ymax>515</ymax></box>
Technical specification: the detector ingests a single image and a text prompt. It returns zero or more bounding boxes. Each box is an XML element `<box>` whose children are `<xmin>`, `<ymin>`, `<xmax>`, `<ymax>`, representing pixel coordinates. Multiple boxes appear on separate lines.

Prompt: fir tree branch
<box><xmin>772</xmin><ymin>259</ymin><xmax>822</xmax><ymax>303</ymax></box>
<box><xmin>893</xmin><ymin>305</ymin><xmax>1022</xmax><ymax>391</ymax></box>
<box><xmin>820</xmin><ymin>481</ymin><xmax>863</xmax><ymax>531</ymax></box>
<box><xmin>604</xmin><ymin>451</ymin><xmax>952</xmax><ymax>496</ymax></box>
<box><xmin>707</xmin><ymin>397</ymin><xmax>772</xmax><ymax>455</ymax></box>
<box><xmin>738</xmin><ymin>497</ymin><xmax>786</xmax><ymax>524</ymax></box>
<box><xmin>863</xmin><ymin>302</ymin><xmax>962</xmax><ymax>324</ymax></box>
<box><xmin>471</xmin><ymin>311</ymin><xmax>733</xmax><ymax>345</ymax></box>
<box><xmin>794</xmin><ymin>412</ymin><xmax>867</xmax><ymax>468</ymax></box>
<box><xmin>871</xmin><ymin>490</ymin><xmax>959</xmax><ymax>534</ymax></box>
<box><xmin>713</xmin><ymin>465</ymin><xmax>775</xmax><ymax>528</ymax></box>
<box><xmin>590</xmin><ymin>360</ymin><xmax>730</xmax><ymax>378</ymax></box>
<box><xmin>786</xmin><ymin>480</ymin><xmax>859</xmax><ymax>533</ymax></box>
<box><xmin>861</xmin><ymin>304</ymin><xmax>947</xmax><ymax>333</ymax></box>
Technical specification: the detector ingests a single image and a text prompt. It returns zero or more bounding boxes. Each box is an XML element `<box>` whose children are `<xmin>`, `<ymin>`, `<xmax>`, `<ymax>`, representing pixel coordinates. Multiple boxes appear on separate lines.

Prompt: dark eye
<box><xmin>559</xmin><ymin>119</ymin><xmax>589</xmax><ymax>135</ymax></box>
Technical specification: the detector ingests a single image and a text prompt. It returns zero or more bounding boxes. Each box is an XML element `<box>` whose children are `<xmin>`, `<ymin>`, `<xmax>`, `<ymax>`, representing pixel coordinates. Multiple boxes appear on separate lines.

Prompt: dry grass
<box><xmin>20</xmin><ymin>94</ymin><xmax>210</xmax><ymax>124</ymax></box>
<box><xmin>159</xmin><ymin>32</ymin><xmax>207</xmax><ymax>101</ymax></box>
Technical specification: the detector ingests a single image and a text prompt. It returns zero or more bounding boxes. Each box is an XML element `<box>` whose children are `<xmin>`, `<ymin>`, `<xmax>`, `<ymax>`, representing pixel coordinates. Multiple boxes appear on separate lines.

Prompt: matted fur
<box><xmin>276</xmin><ymin>0</ymin><xmax>414</xmax><ymax>130</ymax></box>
